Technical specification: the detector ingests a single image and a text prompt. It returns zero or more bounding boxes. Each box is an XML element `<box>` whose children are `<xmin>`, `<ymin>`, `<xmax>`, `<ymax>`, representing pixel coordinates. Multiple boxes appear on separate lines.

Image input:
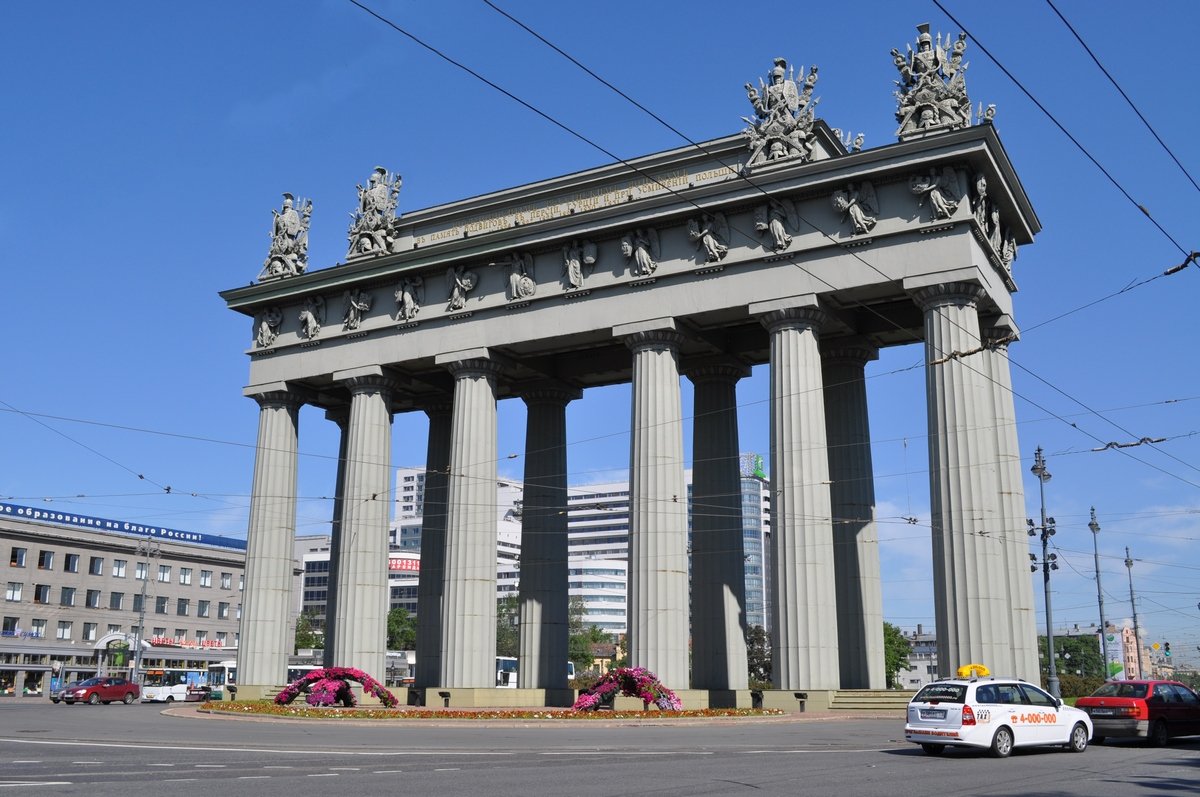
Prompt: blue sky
<box><xmin>3</xmin><ymin>1</ymin><xmax>1197</xmax><ymax>668</ymax></box>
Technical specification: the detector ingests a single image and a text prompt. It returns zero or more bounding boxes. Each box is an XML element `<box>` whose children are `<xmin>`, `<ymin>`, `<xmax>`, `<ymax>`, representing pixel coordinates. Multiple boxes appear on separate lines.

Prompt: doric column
<box><xmin>982</xmin><ymin>323</ymin><xmax>1039</xmax><ymax>680</ymax></box>
<box><xmin>822</xmin><ymin>344</ymin><xmax>885</xmax><ymax>689</ymax></box>
<box><xmin>686</xmin><ymin>362</ymin><xmax>750</xmax><ymax>691</ymax></box>
<box><xmin>754</xmin><ymin>300</ymin><xmax>840</xmax><ymax>689</ymax></box>
<box><xmin>436</xmin><ymin>353</ymin><xmax>500</xmax><ymax>687</ymax></box>
<box><xmin>321</xmin><ymin>407</ymin><xmax>349</xmax><ymax>669</ymax></box>
<box><xmin>911</xmin><ymin>282</ymin><xmax>1008</xmax><ymax>673</ymax></box>
<box><xmin>328</xmin><ymin>369</ymin><xmax>397</xmax><ymax>682</ymax></box>
<box><xmin>517</xmin><ymin>385</ymin><xmax>578</xmax><ymax>689</ymax></box>
<box><xmin>616</xmin><ymin>321</ymin><xmax>690</xmax><ymax>690</ymax></box>
<box><xmin>238</xmin><ymin>387</ymin><xmax>303</xmax><ymax>690</ymax></box>
<box><xmin>415</xmin><ymin>401</ymin><xmax>452</xmax><ymax>689</ymax></box>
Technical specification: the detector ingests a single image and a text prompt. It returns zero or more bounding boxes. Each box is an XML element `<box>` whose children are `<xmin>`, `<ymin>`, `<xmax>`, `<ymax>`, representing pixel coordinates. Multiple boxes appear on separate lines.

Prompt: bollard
<box><xmin>794</xmin><ymin>691</ymin><xmax>808</xmax><ymax>712</ymax></box>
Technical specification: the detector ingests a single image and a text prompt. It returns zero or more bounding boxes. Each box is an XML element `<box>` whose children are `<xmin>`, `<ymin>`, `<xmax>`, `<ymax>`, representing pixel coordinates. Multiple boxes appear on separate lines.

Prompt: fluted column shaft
<box><xmin>687</xmin><ymin>364</ymin><xmax>749</xmax><ymax>690</ymax></box>
<box><xmin>322</xmin><ymin>408</ymin><xmax>349</xmax><ymax>668</ymax></box>
<box><xmin>239</xmin><ymin>390</ymin><xmax>302</xmax><ymax>689</ymax></box>
<box><xmin>761</xmin><ymin>306</ymin><xmax>840</xmax><ymax>689</ymax></box>
<box><xmin>518</xmin><ymin>388</ymin><xmax>576</xmax><ymax>689</ymax></box>
<box><xmin>439</xmin><ymin>358</ymin><xmax>500</xmax><ymax>687</ymax></box>
<box><xmin>416</xmin><ymin>402</ymin><xmax>452</xmax><ymax>688</ymax></box>
<box><xmin>330</xmin><ymin>376</ymin><xmax>395</xmax><ymax>681</ymax></box>
<box><xmin>982</xmin><ymin>330</ymin><xmax>1039</xmax><ymax>680</ymax></box>
<box><xmin>625</xmin><ymin>329</ymin><xmax>690</xmax><ymax>689</ymax></box>
<box><xmin>914</xmin><ymin>282</ymin><xmax>1008</xmax><ymax>673</ymax></box>
<box><xmin>822</xmin><ymin>345</ymin><xmax>885</xmax><ymax>689</ymax></box>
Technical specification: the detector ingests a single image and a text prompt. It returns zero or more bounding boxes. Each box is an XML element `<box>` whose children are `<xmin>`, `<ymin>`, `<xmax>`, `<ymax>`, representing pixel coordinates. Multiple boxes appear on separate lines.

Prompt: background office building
<box><xmin>1</xmin><ymin>502</ymin><xmax>245</xmax><ymax>697</ymax></box>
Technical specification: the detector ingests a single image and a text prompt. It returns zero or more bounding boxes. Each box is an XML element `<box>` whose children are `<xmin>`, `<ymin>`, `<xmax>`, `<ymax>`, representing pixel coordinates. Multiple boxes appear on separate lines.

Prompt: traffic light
<box><xmin>1164</xmin><ymin>642</ymin><xmax>1171</xmax><ymax>657</ymax></box>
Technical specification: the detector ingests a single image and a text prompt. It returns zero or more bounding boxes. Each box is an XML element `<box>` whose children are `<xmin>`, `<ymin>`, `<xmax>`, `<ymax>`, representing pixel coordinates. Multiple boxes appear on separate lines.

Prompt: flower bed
<box><xmin>572</xmin><ymin>667</ymin><xmax>681</xmax><ymax>711</ymax></box>
<box><xmin>273</xmin><ymin>666</ymin><xmax>399</xmax><ymax>708</ymax></box>
<box><xmin>204</xmin><ymin>703</ymin><xmax>782</xmax><ymax>720</ymax></box>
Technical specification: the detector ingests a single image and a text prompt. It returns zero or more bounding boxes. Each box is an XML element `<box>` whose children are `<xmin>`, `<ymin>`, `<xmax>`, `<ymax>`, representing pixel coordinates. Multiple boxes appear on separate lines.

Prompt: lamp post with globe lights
<box><xmin>1029</xmin><ymin>447</ymin><xmax>1060</xmax><ymax>698</ymax></box>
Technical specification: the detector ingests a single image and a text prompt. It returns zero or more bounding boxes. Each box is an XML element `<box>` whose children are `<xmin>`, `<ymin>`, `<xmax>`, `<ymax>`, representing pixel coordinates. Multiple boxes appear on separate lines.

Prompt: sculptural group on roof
<box><xmin>892</xmin><ymin>23</ymin><xmax>973</xmax><ymax>138</ymax></box>
<box><xmin>741</xmin><ymin>58</ymin><xmax>820</xmax><ymax>167</ymax></box>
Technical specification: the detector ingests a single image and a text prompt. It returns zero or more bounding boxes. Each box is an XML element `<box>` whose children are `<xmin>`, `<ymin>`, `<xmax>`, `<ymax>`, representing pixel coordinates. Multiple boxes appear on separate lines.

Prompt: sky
<box><xmin>2</xmin><ymin>1</ymin><xmax>1197</xmax><ymax>669</ymax></box>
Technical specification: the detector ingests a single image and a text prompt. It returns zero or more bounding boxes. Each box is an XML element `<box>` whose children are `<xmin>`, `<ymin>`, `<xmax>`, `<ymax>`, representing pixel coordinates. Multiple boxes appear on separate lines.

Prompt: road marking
<box><xmin>70</xmin><ymin>761</ymin><xmax>102</xmax><ymax>765</ymax></box>
<box><xmin>0</xmin><ymin>782</ymin><xmax>73</xmax><ymax>788</ymax></box>
<box><xmin>0</xmin><ymin>739</ymin><xmax>510</xmax><ymax>757</ymax></box>
<box><xmin>147</xmin><ymin>764</ymin><xmax>174</xmax><ymax>767</ymax></box>
<box><xmin>164</xmin><ymin>779</ymin><xmax>200</xmax><ymax>783</ymax></box>
<box><xmin>238</xmin><ymin>776</ymin><xmax>271</xmax><ymax>780</ymax></box>
<box><xmin>329</xmin><ymin>767</ymin><xmax>361</xmax><ymax>771</ymax></box>
<box><xmin>263</xmin><ymin>766</ymin><xmax>293</xmax><ymax>769</ymax></box>
<box><xmin>307</xmin><ymin>773</ymin><xmax>339</xmax><ymax>777</ymax></box>
<box><xmin>434</xmin><ymin>768</ymin><xmax>461</xmax><ymax>772</ymax></box>
<box><xmin>541</xmin><ymin>751</ymin><xmax>712</xmax><ymax>756</ymax></box>
<box><xmin>373</xmin><ymin>770</ymin><xmax>404</xmax><ymax>774</ymax></box>
<box><xmin>194</xmin><ymin>764</ymin><xmax>226</xmax><ymax>768</ymax></box>
<box><xmin>11</xmin><ymin>761</ymin><xmax>42</xmax><ymax>764</ymax></box>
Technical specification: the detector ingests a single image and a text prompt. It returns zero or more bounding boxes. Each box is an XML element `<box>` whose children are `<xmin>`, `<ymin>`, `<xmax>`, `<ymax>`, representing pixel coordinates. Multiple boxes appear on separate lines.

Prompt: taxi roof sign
<box><xmin>956</xmin><ymin>663</ymin><xmax>991</xmax><ymax>678</ymax></box>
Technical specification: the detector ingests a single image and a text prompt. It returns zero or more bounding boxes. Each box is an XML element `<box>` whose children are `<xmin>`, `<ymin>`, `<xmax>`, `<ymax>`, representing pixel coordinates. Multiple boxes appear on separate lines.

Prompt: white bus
<box><xmin>141</xmin><ymin>667</ymin><xmax>206</xmax><ymax>702</ymax></box>
<box><xmin>206</xmin><ymin>660</ymin><xmax>236</xmax><ymax>701</ymax></box>
<box><xmin>495</xmin><ymin>657</ymin><xmax>575</xmax><ymax>687</ymax></box>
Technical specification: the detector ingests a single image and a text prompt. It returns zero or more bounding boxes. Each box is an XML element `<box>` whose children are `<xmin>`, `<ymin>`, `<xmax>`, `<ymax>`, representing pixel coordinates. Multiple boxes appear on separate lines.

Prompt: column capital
<box><xmin>341</xmin><ymin>373</ymin><xmax>403</xmax><ymax>396</ymax></box>
<box><xmin>518</xmin><ymin>384</ymin><xmax>582</xmax><ymax>406</ymax></box>
<box><xmin>622</xmin><ymin>328</ymin><xmax>684</xmax><ymax>351</ymax></box>
<box><xmin>757</xmin><ymin>305</ymin><xmax>827</xmax><ymax>334</ymax></box>
<box><xmin>442</xmin><ymin>357</ymin><xmax>502</xmax><ymax>379</ymax></box>
<box><xmin>684</xmin><ymin>362</ymin><xmax>750</xmax><ymax>384</ymax></box>
<box><xmin>324</xmin><ymin>406</ymin><xmax>351</xmax><ymax>427</ymax></box>
<box><xmin>910</xmin><ymin>281</ymin><xmax>986</xmax><ymax>312</ymax></box>
<box><xmin>820</xmin><ymin>342</ymin><xmax>879</xmax><ymax>367</ymax></box>
<box><xmin>245</xmin><ymin>386</ymin><xmax>309</xmax><ymax>410</ymax></box>
<box><xmin>981</xmin><ymin>314</ymin><xmax>1021</xmax><ymax>348</ymax></box>
<box><xmin>415</xmin><ymin>398</ymin><xmax>454</xmax><ymax>419</ymax></box>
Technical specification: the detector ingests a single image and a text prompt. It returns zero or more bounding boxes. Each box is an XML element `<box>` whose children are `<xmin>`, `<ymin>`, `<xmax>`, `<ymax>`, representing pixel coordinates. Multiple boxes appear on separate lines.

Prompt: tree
<box><xmin>386</xmin><ymin>607</ymin><xmax>416</xmax><ymax>650</ymax></box>
<box><xmin>883</xmin><ymin>622</ymin><xmax>912</xmax><ymax>688</ymax></box>
<box><xmin>746</xmin><ymin>625</ymin><xmax>772</xmax><ymax>686</ymax></box>
<box><xmin>294</xmin><ymin>612</ymin><xmax>323</xmax><ymax>653</ymax></box>
<box><xmin>496</xmin><ymin>595</ymin><xmax>519</xmax><ymax>657</ymax></box>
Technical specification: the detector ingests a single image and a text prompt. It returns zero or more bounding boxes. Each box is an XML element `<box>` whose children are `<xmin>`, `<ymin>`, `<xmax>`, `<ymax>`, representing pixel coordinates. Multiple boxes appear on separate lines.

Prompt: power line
<box><xmin>1044</xmin><ymin>0</ymin><xmax>1200</xmax><ymax>196</ymax></box>
<box><xmin>931</xmin><ymin>0</ymin><xmax>1192</xmax><ymax>258</ymax></box>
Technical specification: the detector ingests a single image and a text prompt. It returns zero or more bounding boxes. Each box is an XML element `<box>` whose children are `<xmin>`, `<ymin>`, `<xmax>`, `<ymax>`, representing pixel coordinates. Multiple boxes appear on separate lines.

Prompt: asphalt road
<box><xmin>1</xmin><ymin>701</ymin><xmax>1197</xmax><ymax>796</ymax></box>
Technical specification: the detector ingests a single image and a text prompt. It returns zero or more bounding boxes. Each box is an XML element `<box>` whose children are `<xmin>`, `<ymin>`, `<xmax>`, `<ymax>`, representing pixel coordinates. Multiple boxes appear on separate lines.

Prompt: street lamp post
<box><xmin>1089</xmin><ymin>508</ymin><xmax>1111</xmax><ymax>679</ymax></box>
<box><xmin>1029</xmin><ymin>447</ymin><xmax>1060</xmax><ymax>698</ymax></box>
<box><xmin>132</xmin><ymin>538</ymin><xmax>159</xmax><ymax>683</ymax></box>
<box><xmin>1125</xmin><ymin>547</ymin><xmax>1143</xmax><ymax>679</ymax></box>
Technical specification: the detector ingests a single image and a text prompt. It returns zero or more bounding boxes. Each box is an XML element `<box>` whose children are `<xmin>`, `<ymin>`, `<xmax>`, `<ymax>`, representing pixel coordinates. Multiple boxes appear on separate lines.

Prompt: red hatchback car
<box><xmin>1075</xmin><ymin>680</ymin><xmax>1200</xmax><ymax>745</ymax></box>
<box><xmin>61</xmin><ymin>676</ymin><xmax>140</xmax><ymax>705</ymax></box>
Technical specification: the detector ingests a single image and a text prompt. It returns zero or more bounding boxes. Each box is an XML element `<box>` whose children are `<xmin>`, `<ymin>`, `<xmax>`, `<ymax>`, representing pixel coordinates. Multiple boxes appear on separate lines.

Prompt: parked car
<box><xmin>61</xmin><ymin>676</ymin><xmax>140</xmax><ymax>705</ymax></box>
<box><xmin>1075</xmin><ymin>680</ymin><xmax>1200</xmax><ymax>746</ymax></box>
<box><xmin>905</xmin><ymin>676</ymin><xmax>1092</xmax><ymax>757</ymax></box>
<box><xmin>49</xmin><ymin>681</ymin><xmax>80</xmax><ymax>704</ymax></box>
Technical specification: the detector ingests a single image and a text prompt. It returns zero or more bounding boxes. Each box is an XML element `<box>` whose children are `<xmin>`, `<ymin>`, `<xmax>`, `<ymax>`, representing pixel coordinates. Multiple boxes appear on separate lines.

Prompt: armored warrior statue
<box><xmin>892</xmin><ymin>24</ymin><xmax>977</xmax><ymax>140</ymax></box>
<box><xmin>741</xmin><ymin>58</ymin><xmax>820</xmax><ymax>167</ymax></box>
<box><xmin>347</xmin><ymin>166</ymin><xmax>401</xmax><ymax>258</ymax></box>
<box><xmin>491</xmin><ymin>251</ymin><xmax>536</xmax><ymax>301</ymax></box>
<box><xmin>259</xmin><ymin>193</ymin><xmax>312</xmax><ymax>280</ymax></box>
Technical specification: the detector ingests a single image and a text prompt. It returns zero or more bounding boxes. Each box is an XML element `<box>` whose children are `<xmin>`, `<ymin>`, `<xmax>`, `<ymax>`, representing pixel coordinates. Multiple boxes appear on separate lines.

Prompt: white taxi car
<box><xmin>905</xmin><ymin>672</ymin><xmax>1092</xmax><ymax>757</ymax></box>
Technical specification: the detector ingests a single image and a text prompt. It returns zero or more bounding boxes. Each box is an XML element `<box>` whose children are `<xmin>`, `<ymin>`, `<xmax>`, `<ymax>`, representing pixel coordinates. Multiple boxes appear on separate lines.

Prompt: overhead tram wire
<box><xmin>465</xmin><ymin>2</ymin><xmax>1200</xmax><ymax>489</ymax></box>
<box><xmin>1045</xmin><ymin>0</ymin><xmax>1200</xmax><ymax>196</ymax></box>
<box><xmin>931</xmin><ymin>0</ymin><xmax>1192</xmax><ymax>259</ymax></box>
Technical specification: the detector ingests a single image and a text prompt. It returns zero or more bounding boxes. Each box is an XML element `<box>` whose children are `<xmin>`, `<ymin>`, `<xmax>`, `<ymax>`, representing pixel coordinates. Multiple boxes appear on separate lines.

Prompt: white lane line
<box><xmin>263</xmin><ymin>766</ymin><xmax>294</xmax><ymax>769</ymax></box>
<box><xmin>11</xmin><ymin>761</ymin><xmax>42</xmax><ymax>764</ymax></box>
<box><xmin>541</xmin><ymin>751</ymin><xmax>712</xmax><ymax>756</ymax></box>
<box><xmin>0</xmin><ymin>738</ymin><xmax>511</xmax><ymax>757</ymax></box>
<box><xmin>373</xmin><ymin>770</ymin><xmax>404</xmax><ymax>774</ymax></box>
<box><xmin>307</xmin><ymin>773</ymin><xmax>339</xmax><ymax>777</ymax></box>
<box><xmin>434</xmin><ymin>768</ymin><xmax>461</xmax><ymax>772</ymax></box>
<box><xmin>0</xmin><ymin>782</ymin><xmax>73</xmax><ymax>788</ymax></box>
<box><xmin>147</xmin><ymin>763</ymin><xmax>175</xmax><ymax>767</ymax></box>
<box><xmin>70</xmin><ymin>761</ymin><xmax>103</xmax><ymax>765</ymax></box>
<box><xmin>164</xmin><ymin>778</ymin><xmax>200</xmax><ymax>782</ymax></box>
<box><xmin>194</xmin><ymin>764</ymin><xmax>226</xmax><ymax>768</ymax></box>
<box><xmin>328</xmin><ymin>767</ymin><xmax>360</xmax><ymax>771</ymax></box>
<box><xmin>238</xmin><ymin>776</ymin><xmax>271</xmax><ymax>780</ymax></box>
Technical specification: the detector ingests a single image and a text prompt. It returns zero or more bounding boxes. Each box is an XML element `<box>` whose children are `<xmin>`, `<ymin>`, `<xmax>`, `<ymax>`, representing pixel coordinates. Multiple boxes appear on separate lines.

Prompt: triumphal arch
<box><xmin>223</xmin><ymin>25</ymin><xmax>1040</xmax><ymax>707</ymax></box>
